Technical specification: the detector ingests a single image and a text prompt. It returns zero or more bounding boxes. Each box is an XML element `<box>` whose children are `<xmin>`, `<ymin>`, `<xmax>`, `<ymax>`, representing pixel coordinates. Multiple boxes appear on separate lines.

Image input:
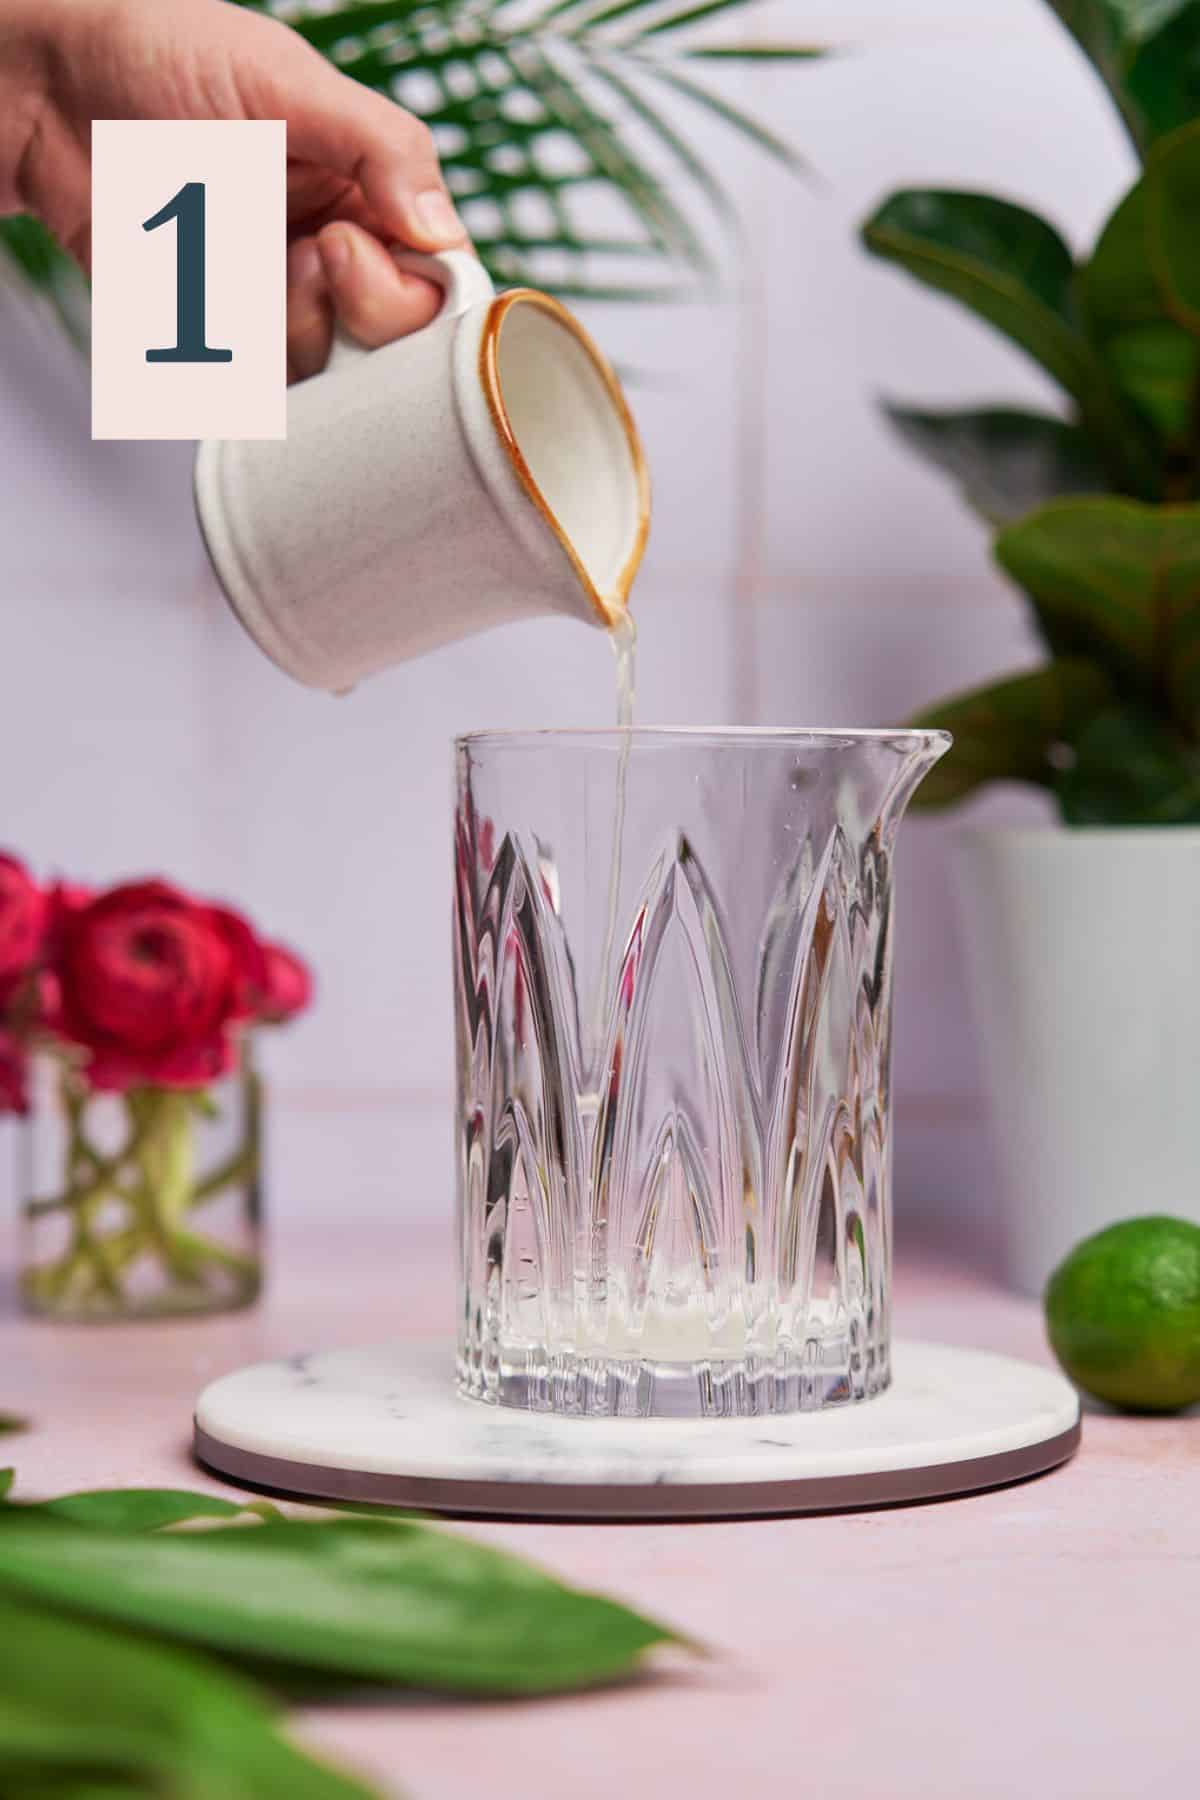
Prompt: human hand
<box><xmin>0</xmin><ymin>0</ymin><xmax>471</xmax><ymax>378</ymax></box>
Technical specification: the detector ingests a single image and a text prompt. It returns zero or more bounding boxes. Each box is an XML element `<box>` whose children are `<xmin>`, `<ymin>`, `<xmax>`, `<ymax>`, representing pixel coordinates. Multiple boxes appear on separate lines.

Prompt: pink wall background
<box><xmin>0</xmin><ymin>2</ymin><xmax>1132</xmax><ymax>1255</ymax></box>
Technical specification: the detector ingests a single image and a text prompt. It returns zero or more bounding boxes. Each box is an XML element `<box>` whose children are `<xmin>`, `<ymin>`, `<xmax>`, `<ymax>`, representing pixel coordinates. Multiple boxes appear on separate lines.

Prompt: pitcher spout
<box><xmin>874</xmin><ymin>730</ymin><xmax>954</xmax><ymax>843</ymax></box>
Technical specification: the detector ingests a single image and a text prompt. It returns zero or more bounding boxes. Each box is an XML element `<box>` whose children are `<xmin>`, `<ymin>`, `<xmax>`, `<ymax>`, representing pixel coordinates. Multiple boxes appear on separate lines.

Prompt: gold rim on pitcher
<box><xmin>478</xmin><ymin>289</ymin><xmax>651</xmax><ymax>629</ymax></box>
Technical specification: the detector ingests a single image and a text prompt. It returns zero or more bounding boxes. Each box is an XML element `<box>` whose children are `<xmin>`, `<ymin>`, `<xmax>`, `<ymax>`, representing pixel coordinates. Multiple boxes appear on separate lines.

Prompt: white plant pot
<box><xmin>952</xmin><ymin>826</ymin><xmax>1200</xmax><ymax>1297</ymax></box>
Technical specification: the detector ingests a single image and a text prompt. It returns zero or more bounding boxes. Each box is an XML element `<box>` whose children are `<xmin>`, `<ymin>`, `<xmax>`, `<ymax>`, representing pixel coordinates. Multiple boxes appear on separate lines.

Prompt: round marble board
<box><xmin>193</xmin><ymin>1339</ymin><xmax>1081</xmax><ymax>1520</ymax></box>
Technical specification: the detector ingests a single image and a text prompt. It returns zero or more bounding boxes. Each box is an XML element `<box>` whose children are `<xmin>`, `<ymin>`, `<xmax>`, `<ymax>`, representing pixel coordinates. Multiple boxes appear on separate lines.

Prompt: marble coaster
<box><xmin>193</xmin><ymin>1339</ymin><xmax>1081</xmax><ymax>1520</ymax></box>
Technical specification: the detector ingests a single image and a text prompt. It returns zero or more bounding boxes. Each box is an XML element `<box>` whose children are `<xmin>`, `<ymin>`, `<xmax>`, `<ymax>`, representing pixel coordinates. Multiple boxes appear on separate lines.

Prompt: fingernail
<box><xmin>412</xmin><ymin>188</ymin><xmax>463</xmax><ymax>244</ymax></box>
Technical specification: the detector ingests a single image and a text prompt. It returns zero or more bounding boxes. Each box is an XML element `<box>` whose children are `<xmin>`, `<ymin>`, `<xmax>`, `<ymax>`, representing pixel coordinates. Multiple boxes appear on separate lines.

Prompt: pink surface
<box><xmin>4</xmin><ymin>1221</ymin><xmax>1196</xmax><ymax>1800</ymax></box>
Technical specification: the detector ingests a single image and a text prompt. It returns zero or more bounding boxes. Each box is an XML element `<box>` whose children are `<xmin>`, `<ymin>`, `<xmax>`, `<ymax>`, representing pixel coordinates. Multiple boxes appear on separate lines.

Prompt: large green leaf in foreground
<box><xmin>0</xmin><ymin>1593</ymin><xmax>373</xmax><ymax>1800</ymax></box>
<box><xmin>27</xmin><ymin>1486</ymin><xmax>283</xmax><ymax>1531</ymax></box>
<box><xmin>0</xmin><ymin>1511</ymin><xmax>678</xmax><ymax>1694</ymax></box>
<box><xmin>0</xmin><ymin>1479</ymin><xmax>689</xmax><ymax>1797</ymax></box>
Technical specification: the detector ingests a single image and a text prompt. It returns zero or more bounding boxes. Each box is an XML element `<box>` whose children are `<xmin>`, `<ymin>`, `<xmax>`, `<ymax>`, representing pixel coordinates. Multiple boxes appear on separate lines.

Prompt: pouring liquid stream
<box><xmin>582</xmin><ymin>607</ymin><xmax>636</xmax><ymax>1109</ymax></box>
<box><xmin>611</xmin><ymin>607</ymin><xmax>637</xmax><ymax>735</ymax></box>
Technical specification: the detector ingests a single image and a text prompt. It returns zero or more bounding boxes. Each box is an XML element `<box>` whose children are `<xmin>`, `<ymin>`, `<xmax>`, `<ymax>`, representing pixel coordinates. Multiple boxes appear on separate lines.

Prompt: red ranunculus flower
<box><xmin>207</xmin><ymin>902</ymin><xmax>272</xmax><ymax>1021</ymax></box>
<box><xmin>46</xmin><ymin>880</ymin><xmax>268</xmax><ymax>1091</ymax></box>
<box><xmin>259</xmin><ymin>941</ymin><xmax>313</xmax><ymax>1023</ymax></box>
<box><xmin>0</xmin><ymin>852</ymin><xmax>46</xmax><ymax>1010</ymax></box>
<box><xmin>0</xmin><ymin>1028</ymin><xmax>28</xmax><ymax>1114</ymax></box>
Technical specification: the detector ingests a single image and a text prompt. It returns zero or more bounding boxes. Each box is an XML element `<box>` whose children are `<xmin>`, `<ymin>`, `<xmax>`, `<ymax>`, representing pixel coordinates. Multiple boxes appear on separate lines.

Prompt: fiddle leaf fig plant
<box><xmin>862</xmin><ymin>0</ymin><xmax>1200</xmax><ymax>824</ymax></box>
<box><xmin>1045</xmin><ymin>1</ymin><xmax>1200</xmax><ymax>153</ymax></box>
<box><xmin>0</xmin><ymin>0</ymin><xmax>818</xmax><ymax>333</ymax></box>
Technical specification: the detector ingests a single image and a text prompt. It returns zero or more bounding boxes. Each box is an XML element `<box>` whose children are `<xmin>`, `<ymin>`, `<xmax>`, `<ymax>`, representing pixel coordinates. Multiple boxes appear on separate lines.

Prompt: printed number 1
<box><xmin>143</xmin><ymin>182</ymin><xmax>232</xmax><ymax>364</ymax></box>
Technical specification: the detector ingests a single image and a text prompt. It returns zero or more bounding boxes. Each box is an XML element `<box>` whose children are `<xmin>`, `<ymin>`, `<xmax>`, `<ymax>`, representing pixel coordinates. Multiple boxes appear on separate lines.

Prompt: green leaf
<box><xmin>625</xmin><ymin>0</ymin><xmax>808</xmax><ymax>35</ymax></box>
<box><xmin>0</xmin><ymin>1515</ymin><xmax>680</xmax><ymax>1695</ymax></box>
<box><xmin>0</xmin><ymin>215</ymin><xmax>61</xmax><ymax>284</ymax></box>
<box><xmin>0</xmin><ymin>216</ymin><xmax>89</xmax><ymax>347</ymax></box>
<box><xmin>242</xmin><ymin>0</ymin><xmax>816</xmax><ymax>306</ymax></box>
<box><xmin>1122</xmin><ymin>8</ymin><xmax>1200</xmax><ymax>145</ymax></box>
<box><xmin>861</xmin><ymin>190</ymin><xmax>1157</xmax><ymax>493</ymax></box>
<box><xmin>1081</xmin><ymin>173</ymin><xmax>1200</xmax><ymax>444</ymax></box>
<box><xmin>864</xmin><ymin>190</ymin><xmax>1078</xmax><ymax>346</ymax></box>
<box><xmin>1144</xmin><ymin>119</ymin><xmax>1200</xmax><ymax>333</ymax></box>
<box><xmin>481</xmin><ymin>39</ymin><xmax>713</xmax><ymax>275</ymax></box>
<box><xmin>588</xmin><ymin>56</ymin><xmax>740</xmax><ymax>236</ymax></box>
<box><xmin>0</xmin><ymin>1593</ymin><xmax>375</xmax><ymax>1800</ymax></box>
<box><xmin>0</xmin><ymin>1472</ymin><xmax>13</xmax><ymax>1499</ymax></box>
<box><xmin>684</xmin><ymin>44</ymin><xmax>826</xmax><ymax>60</ymax></box>
<box><xmin>995</xmin><ymin>495</ymin><xmax>1200</xmax><ymax>729</ymax></box>
<box><xmin>909</xmin><ymin>660</ymin><xmax>1113</xmax><ymax>808</ymax></box>
<box><xmin>1053</xmin><ymin>0</ymin><xmax>1190</xmax><ymax>29</ymax></box>
<box><xmin>884</xmin><ymin>405</ymin><xmax>1109</xmax><ymax>523</ymax></box>
<box><xmin>0</xmin><ymin>1414</ymin><xmax>28</xmax><ymax>1435</ymax></box>
<box><xmin>26</xmin><ymin>1487</ymin><xmax>283</xmax><ymax>1531</ymax></box>
<box><xmin>634</xmin><ymin>56</ymin><xmax>808</xmax><ymax>173</ymax></box>
<box><xmin>1056</xmin><ymin>703</ymin><xmax>1200</xmax><ymax>821</ymax></box>
<box><xmin>1100</xmin><ymin>322</ymin><xmax>1197</xmax><ymax>445</ymax></box>
<box><xmin>1044</xmin><ymin>2</ymin><xmax>1197</xmax><ymax>150</ymax></box>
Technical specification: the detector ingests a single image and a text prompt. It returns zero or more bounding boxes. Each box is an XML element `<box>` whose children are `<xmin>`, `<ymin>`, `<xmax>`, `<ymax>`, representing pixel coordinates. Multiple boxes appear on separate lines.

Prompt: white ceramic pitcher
<box><xmin>193</xmin><ymin>251</ymin><xmax>649</xmax><ymax>692</ymax></box>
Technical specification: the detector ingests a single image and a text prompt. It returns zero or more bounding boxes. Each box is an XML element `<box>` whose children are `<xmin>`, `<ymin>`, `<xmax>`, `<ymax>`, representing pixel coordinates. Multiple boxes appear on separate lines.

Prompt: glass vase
<box><xmin>20</xmin><ymin>1051</ymin><xmax>262</xmax><ymax>1320</ymax></box>
<box><xmin>454</xmin><ymin>726</ymin><xmax>948</xmax><ymax>1417</ymax></box>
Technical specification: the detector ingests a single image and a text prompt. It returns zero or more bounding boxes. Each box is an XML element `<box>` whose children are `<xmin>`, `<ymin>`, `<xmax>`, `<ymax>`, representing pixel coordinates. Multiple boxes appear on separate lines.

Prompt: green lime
<box><xmin>1045</xmin><ymin>1216</ymin><xmax>1200</xmax><ymax>1413</ymax></box>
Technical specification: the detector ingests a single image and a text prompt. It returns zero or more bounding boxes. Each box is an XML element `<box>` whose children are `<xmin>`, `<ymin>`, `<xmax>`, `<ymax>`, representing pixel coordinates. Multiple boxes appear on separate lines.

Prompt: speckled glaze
<box><xmin>193</xmin><ymin>251</ymin><xmax>648</xmax><ymax>692</ymax></box>
<box><xmin>193</xmin><ymin>1337</ymin><xmax>1080</xmax><ymax>1517</ymax></box>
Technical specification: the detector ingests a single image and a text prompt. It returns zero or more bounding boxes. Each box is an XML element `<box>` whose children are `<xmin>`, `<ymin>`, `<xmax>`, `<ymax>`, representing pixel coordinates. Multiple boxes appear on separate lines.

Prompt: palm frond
<box><xmin>637</xmin><ymin>0</ymin><xmax>799</xmax><ymax>37</ymax></box>
<box><xmin>686</xmin><ymin>45</ymin><xmax>828</xmax><ymax>60</ymax></box>
<box><xmin>274</xmin><ymin>0</ymin><xmax>818</xmax><ymax>298</ymax></box>
<box><xmin>1</xmin><ymin>0</ymin><xmax>819</xmax><ymax>325</ymax></box>
<box><xmin>589</xmin><ymin>53</ymin><xmax>741</xmax><ymax>236</ymax></box>
<box><xmin>626</xmin><ymin>51</ymin><xmax>811</xmax><ymax>175</ymax></box>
